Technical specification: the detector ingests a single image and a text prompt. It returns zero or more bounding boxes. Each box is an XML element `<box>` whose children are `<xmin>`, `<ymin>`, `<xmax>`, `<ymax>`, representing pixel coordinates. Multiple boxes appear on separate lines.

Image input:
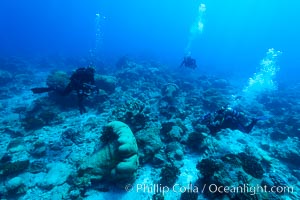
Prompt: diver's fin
<box><xmin>31</xmin><ymin>87</ymin><xmax>54</xmax><ymax>94</ymax></box>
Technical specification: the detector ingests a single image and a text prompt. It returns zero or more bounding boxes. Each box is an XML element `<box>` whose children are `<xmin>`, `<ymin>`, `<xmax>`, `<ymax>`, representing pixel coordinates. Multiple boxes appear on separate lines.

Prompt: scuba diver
<box><xmin>200</xmin><ymin>106</ymin><xmax>262</xmax><ymax>135</ymax></box>
<box><xmin>180</xmin><ymin>53</ymin><xmax>197</xmax><ymax>69</ymax></box>
<box><xmin>31</xmin><ymin>67</ymin><xmax>98</xmax><ymax>114</ymax></box>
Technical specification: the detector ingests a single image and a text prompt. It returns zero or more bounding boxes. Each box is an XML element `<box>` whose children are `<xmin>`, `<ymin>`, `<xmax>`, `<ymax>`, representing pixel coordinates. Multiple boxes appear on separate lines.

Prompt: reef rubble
<box><xmin>0</xmin><ymin>56</ymin><xmax>299</xmax><ymax>200</ymax></box>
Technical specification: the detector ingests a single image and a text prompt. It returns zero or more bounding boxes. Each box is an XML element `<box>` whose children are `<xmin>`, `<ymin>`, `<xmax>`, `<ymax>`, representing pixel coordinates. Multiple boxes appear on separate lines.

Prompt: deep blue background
<box><xmin>0</xmin><ymin>0</ymin><xmax>299</xmax><ymax>82</ymax></box>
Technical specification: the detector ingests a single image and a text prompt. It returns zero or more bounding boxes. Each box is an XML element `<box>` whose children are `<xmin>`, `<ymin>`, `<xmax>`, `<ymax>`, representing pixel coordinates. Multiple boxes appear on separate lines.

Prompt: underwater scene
<box><xmin>1</xmin><ymin>0</ymin><xmax>300</xmax><ymax>199</ymax></box>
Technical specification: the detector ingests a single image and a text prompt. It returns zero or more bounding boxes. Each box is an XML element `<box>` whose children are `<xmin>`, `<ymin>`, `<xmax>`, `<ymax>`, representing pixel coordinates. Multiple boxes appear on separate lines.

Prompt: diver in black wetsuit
<box><xmin>31</xmin><ymin>67</ymin><xmax>98</xmax><ymax>114</ymax></box>
<box><xmin>62</xmin><ymin>67</ymin><xmax>98</xmax><ymax>114</ymax></box>
<box><xmin>200</xmin><ymin>106</ymin><xmax>259</xmax><ymax>135</ymax></box>
<box><xmin>180</xmin><ymin>55</ymin><xmax>197</xmax><ymax>69</ymax></box>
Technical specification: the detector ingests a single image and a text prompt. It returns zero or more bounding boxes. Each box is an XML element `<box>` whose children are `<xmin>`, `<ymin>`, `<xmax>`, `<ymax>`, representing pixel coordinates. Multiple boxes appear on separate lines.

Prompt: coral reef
<box><xmin>38</xmin><ymin>162</ymin><xmax>72</xmax><ymax>190</ymax></box>
<box><xmin>270</xmin><ymin>137</ymin><xmax>300</xmax><ymax>166</ymax></box>
<box><xmin>0</xmin><ymin>70</ymin><xmax>13</xmax><ymax>85</ymax></box>
<box><xmin>161</xmin><ymin>83</ymin><xmax>179</xmax><ymax>102</ymax></box>
<box><xmin>135</xmin><ymin>126</ymin><xmax>163</xmax><ymax>164</ymax></box>
<box><xmin>5</xmin><ymin>176</ymin><xmax>26</xmax><ymax>196</ymax></box>
<box><xmin>21</xmin><ymin>108</ymin><xmax>61</xmax><ymax>131</ymax></box>
<box><xmin>29</xmin><ymin>140</ymin><xmax>47</xmax><ymax>157</ymax></box>
<box><xmin>0</xmin><ymin>57</ymin><xmax>299</xmax><ymax>200</ymax></box>
<box><xmin>0</xmin><ymin>160</ymin><xmax>29</xmax><ymax>178</ymax></box>
<box><xmin>112</xmin><ymin>97</ymin><xmax>148</xmax><ymax>132</ymax></box>
<box><xmin>196</xmin><ymin>158</ymin><xmax>222</xmax><ymax>178</ymax></box>
<box><xmin>61</xmin><ymin>128</ymin><xmax>84</xmax><ymax>146</ymax></box>
<box><xmin>115</xmin><ymin>55</ymin><xmax>131</xmax><ymax>69</ymax></box>
<box><xmin>237</xmin><ymin>152</ymin><xmax>265</xmax><ymax>179</ymax></box>
<box><xmin>159</xmin><ymin>164</ymin><xmax>180</xmax><ymax>187</ymax></box>
<box><xmin>152</xmin><ymin>193</ymin><xmax>165</xmax><ymax>200</ymax></box>
<box><xmin>77</xmin><ymin>121</ymin><xmax>139</xmax><ymax>188</ymax></box>
<box><xmin>186</xmin><ymin>131</ymin><xmax>207</xmax><ymax>151</ymax></box>
<box><xmin>46</xmin><ymin>70</ymin><xmax>69</xmax><ymax>91</ymax></box>
<box><xmin>180</xmin><ymin>190</ymin><xmax>198</xmax><ymax>200</ymax></box>
<box><xmin>95</xmin><ymin>74</ymin><xmax>117</xmax><ymax>94</ymax></box>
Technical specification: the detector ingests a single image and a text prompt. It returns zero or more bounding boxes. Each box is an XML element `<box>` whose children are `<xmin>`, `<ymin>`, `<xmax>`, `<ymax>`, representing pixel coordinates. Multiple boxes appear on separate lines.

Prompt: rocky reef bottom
<box><xmin>0</xmin><ymin>56</ymin><xmax>299</xmax><ymax>200</ymax></box>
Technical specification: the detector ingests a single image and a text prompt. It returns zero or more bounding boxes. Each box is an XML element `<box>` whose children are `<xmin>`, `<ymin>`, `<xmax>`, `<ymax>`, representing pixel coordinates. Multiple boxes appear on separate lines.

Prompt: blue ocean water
<box><xmin>1</xmin><ymin>0</ymin><xmax>299</xmax><ymax>81</ymax></box>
